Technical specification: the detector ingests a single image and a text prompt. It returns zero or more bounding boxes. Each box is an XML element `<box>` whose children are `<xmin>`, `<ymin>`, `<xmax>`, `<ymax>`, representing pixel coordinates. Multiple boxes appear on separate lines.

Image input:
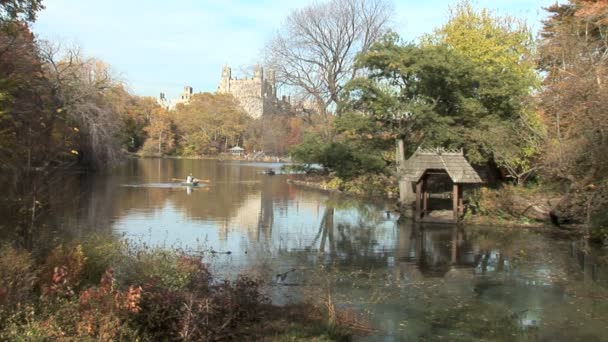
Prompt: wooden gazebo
<box><xmin>401</xmin><ymin>147</ymin><xmax>483</xmax><ymax>222</ymax></box>
<box><xmin>229</xmin><ymin>146</ymin><xmax>245</xmax><ymax>156</ymax></box>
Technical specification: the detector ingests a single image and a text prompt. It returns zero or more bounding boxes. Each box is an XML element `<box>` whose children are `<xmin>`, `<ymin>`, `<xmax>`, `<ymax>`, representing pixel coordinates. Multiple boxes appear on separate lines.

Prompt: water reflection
<box><xmin>8</xmin><ymin>158</ymin><xmax>607</xmax><ymax>341</ymax></box>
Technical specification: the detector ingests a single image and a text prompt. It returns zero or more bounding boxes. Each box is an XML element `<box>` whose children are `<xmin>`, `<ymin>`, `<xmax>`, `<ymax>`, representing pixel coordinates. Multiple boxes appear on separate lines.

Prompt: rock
<box><xmin>498</xmin><ymin>193</ymin><xmax>551</xmax><ymax>221</ymax></box>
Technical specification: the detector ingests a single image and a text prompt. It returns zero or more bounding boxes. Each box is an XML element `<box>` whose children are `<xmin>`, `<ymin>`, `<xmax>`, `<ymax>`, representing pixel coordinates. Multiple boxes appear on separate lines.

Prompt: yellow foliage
<box><xmin>423</xmin><ymin>0</ymin><xmax>537</xmax><ymax>87</ymax></box>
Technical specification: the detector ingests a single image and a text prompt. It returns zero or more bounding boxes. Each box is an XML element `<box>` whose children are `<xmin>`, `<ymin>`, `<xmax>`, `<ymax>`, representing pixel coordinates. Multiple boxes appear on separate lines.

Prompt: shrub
<box><xmin>0</xmin><ymin>238</ymin><xmax>318</xmax><ymax>341</ymax></box>
<box><xmin>41</xmin><ymin>244</ymin><xmax>87</xmax><ymax>298</ymax></box>
<box><xmin>0</xmin><ymin>245</ymin><xmax>37</xmax><ymax>311</ymax></box>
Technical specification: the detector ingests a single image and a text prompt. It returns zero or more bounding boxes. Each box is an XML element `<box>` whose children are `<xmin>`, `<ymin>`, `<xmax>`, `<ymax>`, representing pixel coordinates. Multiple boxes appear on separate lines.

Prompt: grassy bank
<box><xmin>287</xmin><ymin>174</ymin><xmax>398</xmax><ymax>200</ymax></box>
<box><xmin>0</xmin><ymin>236</ymin><xmax>354</xmax><ymax>341</ymax></box>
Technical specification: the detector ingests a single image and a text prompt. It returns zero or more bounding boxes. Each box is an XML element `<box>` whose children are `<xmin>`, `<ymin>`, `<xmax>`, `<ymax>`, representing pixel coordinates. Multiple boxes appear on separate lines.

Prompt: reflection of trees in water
<box><xmin>86</xmin><ymin>159</ymin><xmax>266</xmax><ymax>227</ymax></box>
<box><xmin>0</xmin><ymin>170</ymin><xmax>60</xmax><ymax>249</ymax></box>
<box><xmin>255</xmin><ymin>176</ymin><xmax>276</xmax><ymax>241</ymax></box>
<box><xmin>305</xmin><ymin>218</ymin><xmax>557</xmax><ymax>282</ymax></box>
<box><xmin>0</xmin><ymin>168</ymin><xmax>117</xmax><ymax>251</ymax></box>
<box><xmin>318</xmin><ymin>207</ymin><xmax>334</xmax><ymax>255</ymax></box>
<box><xmin>272</xmin><ymin>218</ymin><xmax>608</xmax><ymax>341</ymax></box>
<box><xmin>310</xmin><ymin>204</ymin><xmax>394</xmax><ymax>266</ymax></box>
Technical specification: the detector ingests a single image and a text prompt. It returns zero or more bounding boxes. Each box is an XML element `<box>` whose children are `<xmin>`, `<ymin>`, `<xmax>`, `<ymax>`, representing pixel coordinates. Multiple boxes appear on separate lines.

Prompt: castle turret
<box><xmin>267</xmin><ymin>69</ymin><xmax>276</xmax><ymax>85</ymax></box>
<box><xmin>218</xmin><ymin>65</ymin><xmax>232</xmax><ymax>93</ymax></box>
<box><xmin>266</xmin><ymin>69</ymin><xmax>276</xmax><ymax>97</ymax></box>
<box><xmin>254</xmin><ymin>65</ymin><xmax>263</xmax><ymax>81</ymax></box>
<box><xmin>222</xmin><ymin>65</ymin><xmax>231</xmax><ymax>79</ymax></box>
<box><xmin>181</xmin><ymin>86</ymin><xmax>193</xmax><ymax>100</ymax></box>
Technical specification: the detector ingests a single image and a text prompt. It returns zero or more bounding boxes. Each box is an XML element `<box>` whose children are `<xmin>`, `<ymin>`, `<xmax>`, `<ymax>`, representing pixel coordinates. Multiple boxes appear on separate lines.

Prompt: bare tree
<box><xmin>40</xmin><ymin>42</ymin><xmax>123</xmax><ymax>168</ymax></box>
<box><xmin>265</xmin><ymin>0</ymin><xmax>393</xmax><ymax>134</ymax></box>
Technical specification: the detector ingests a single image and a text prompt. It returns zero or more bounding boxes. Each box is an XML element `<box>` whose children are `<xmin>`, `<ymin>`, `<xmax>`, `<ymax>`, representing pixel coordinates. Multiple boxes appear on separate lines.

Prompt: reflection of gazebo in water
<box><xmin>401</xmin><ymin>147</ymin><xmax>483</xmax><ymax>223</ymax></box>
<box><xmin>396</xmin><ymin>224</ymin><xmax>477</xmax><ymax>278</ymax></box>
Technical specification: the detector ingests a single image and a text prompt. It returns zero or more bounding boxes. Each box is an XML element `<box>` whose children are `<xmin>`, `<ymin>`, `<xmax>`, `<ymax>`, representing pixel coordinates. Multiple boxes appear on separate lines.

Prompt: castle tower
<box><xmin>267</xmin><ymin>69</ymin><xmax>276</xmax><ymax>85</ymax></box>
<box><xmin>218</xmin><ymin>65</ymin><xmax>232</xmax><ymax>93</ymax></box>
<box><xmin>181</xmin><ymin>86</ymin><xmax>193</xmax><ymax>100</ymax></box>
<box><xmin>254</xmin><ymin>65</ymin><xmax>263</xmax><ymax>81</ymax></box>
<box><xmin>267</xmin><ymin>69</ymin><xmax>276</xmax><ymax>97</ymax></box>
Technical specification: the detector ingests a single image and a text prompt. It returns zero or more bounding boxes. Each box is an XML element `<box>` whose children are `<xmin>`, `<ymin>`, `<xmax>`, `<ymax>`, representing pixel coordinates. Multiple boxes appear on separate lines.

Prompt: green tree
<box><xmin>291</xmin><ymin>112</ymin><xmax>391</xmax><ymax>179</ymax></box>
<box><xmin>422</xmin><ymin>1</ymin><xmax>543</xmax><ymax>184</ymax></box>
<box><xmin>340</xmin><ymin>2</ymin><xmax>543</xmax><ymax>184</ymax></box>
<box><xmin>344</xmin><ymin>36</ymin><xmax>492</xmax><ymax>160</ymax></box>
<box><xmin>0</xmin><ymin>0</ymin><xmax>44</xmax><ymax>23</ymax></box>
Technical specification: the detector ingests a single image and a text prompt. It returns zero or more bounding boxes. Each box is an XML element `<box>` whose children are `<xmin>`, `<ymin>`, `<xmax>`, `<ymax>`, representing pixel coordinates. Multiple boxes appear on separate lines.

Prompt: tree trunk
<box><xmin>158</xmin><ymin>130</ymin><xmax>163</xmax><ymax>154</ymax></box>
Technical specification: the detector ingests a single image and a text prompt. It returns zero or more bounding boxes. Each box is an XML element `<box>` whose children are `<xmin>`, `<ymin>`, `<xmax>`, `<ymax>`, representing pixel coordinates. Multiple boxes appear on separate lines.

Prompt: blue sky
<box><xmin>33</xmin><ymin>0</ymin><xmax>561</xmax><ymax>99</ymax></box>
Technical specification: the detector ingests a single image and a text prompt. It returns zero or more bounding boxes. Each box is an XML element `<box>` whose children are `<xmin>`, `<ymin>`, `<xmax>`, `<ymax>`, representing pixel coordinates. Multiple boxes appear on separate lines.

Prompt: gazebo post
<box><xmin>451</xmin><ymin>226</ymin><xmax>457</xmax><ymax>264</ymax></box>
<box><xmin>415</xmin><ymin>180</ymin><xmax>423</xmax><ymax>219</ymax></box>
<box><xmin>422</xmin><ymin>175</ymin><xmax>428</xmax><ymax>217</ymax></box>
<box><xmin>452</xmin><ymin>183</ymin><xmax>459</xmax><ymax>222</ymax></box>
<box><xmin>458</xmin><ymin>185</ymin><xmax>464</xmax><ymax>216</ymax></box>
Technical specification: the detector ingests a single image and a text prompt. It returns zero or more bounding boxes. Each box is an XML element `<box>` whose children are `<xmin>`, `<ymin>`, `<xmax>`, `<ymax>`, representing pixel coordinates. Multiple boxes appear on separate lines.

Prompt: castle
<box><xmin>158</xmin><ymin>86</ymin><xmax>193</xmax><ymax>110</ymax></box>
<box><xmin>217</xmin><ymin>65</ymin><xmax>289</xmax><ymax>119</ymax></box>
<box><xmin>158</xmin><ymin>65</ymin><xmax>290</xmax><ymax>119</ymax></box>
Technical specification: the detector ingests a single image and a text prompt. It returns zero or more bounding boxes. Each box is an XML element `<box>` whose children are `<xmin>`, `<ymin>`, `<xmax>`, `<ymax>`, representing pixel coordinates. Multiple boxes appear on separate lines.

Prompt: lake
<box><xmin>26</xmin><ymin>158</ymin><xmax>608</xmax><ymax>341</ymax></box>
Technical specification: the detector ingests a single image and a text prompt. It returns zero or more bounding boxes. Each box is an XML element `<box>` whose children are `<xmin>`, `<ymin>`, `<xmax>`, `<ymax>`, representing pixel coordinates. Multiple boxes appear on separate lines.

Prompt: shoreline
<box><xmin>286</xmin><ymin>174</ymin><xmax>399</xmax><ymax>202</ymax></box>
<box><xmin>132</xmin><ymin>153</ymin><xmax>291</xmax><ymax>163</ymax></box>
<box><xmin>287</xmin><ymin>174</ymin><xmax>588</xmax><ymax>237</ymax></box>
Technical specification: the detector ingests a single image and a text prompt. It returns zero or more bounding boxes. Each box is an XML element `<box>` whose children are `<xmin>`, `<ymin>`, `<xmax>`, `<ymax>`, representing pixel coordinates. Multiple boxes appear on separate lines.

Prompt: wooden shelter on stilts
<box><xmin>397</xmin><ymin>144</ymin><xmax>483</xmax><ymax>223</ymax></box>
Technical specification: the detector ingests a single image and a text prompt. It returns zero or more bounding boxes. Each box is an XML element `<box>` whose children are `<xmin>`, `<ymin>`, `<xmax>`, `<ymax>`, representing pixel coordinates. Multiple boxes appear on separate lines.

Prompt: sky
<box><xmin>33</xmin><ymin>0</ymin><xmax>561</xmax><ymax>100</ymax></box>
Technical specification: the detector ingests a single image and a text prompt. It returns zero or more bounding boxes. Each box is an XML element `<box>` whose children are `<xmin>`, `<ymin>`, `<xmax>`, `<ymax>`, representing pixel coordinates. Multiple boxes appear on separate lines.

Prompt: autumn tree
<box><xmin>265</xmin><ymin>0</ymin><xmax>393</xmax><ymax>138</ymax></box>
<box><xmin>141</xmin><ymin>107</ymin><xmax>175</xmax><ymax>156</ymax></box>
<box><xmin>40</xmin><ymin>43</ymin><xmax>125</xmax><ymax>168</ymax></box>
<box><xmin>0</xmin><ymin>24</ymin><xmax>81</xmax><ymax>246</ymax></box>
<box><xmin>0</xmin><ymin>24</ymin><xmax>64</xmax><ymax>174</ymax></box>
<box><xmin>539</xmin><ymin>0</ymin><xmax>608</xmax><ymax>236</ymax></box>
<box><xmin>105</xmin><ymin>87</ymin><xmax>158</xmax><ymax>152</ymax></box>
<box><xmin>172</xmin><ymin>93</ymin><xmax>250</xmax><ymax>156</ymax></box>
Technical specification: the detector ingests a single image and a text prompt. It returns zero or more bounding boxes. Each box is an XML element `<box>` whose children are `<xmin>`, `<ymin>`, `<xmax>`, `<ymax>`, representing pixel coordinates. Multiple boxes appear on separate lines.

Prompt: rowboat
<box><xmin>171</xmin><ymin>178</ymin><xmax>210</xmax><ymax>187</ymax></box>
<box><xmin>181</xmin><ymin>181</ymin><xmax>199</xmax><ymax>186</ymax></box>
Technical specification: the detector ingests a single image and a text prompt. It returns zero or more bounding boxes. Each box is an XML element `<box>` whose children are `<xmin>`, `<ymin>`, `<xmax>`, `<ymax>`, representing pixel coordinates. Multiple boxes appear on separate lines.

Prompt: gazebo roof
<box><xmin>402</xmin><ymin>147</ymin><xmax>483</xmax><ymax>184</ymax></box>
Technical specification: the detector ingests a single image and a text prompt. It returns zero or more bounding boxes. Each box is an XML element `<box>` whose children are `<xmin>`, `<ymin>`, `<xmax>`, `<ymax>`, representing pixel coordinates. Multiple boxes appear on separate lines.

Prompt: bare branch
<box><xmin>265</xmin><ymin>0</ymin><xmax>393</xmax><ymax>121</ymax></box>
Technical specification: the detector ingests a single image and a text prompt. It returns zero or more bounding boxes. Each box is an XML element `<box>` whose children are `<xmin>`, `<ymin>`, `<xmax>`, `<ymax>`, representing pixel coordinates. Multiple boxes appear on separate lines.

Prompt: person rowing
<box><xmin>171</xmin><ymin>175</ymin><xmax>209</xmax><ymax>185</ymax></box>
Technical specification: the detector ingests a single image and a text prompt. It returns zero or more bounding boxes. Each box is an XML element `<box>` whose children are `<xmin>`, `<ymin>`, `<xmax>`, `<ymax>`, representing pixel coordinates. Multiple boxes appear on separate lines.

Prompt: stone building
<box><xmin>158</xmin><ymin>86</ymin><xmax>193</xmax><ymax>110</ymax></box>
<box><xmin>217</xmin><ymin>65</ymin><xmax>288</xmax><ymax>119</ymax></box>
<box><xmin>158</xmin><ymin>65</ymin><xmax>291</xmax><ymax>118</ymax></box>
